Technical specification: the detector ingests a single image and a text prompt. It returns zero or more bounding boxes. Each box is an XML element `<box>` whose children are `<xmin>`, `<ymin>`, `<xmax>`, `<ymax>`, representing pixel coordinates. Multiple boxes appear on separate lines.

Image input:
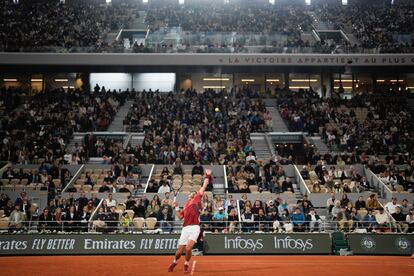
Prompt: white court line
<box><xmin>195</xmin><ymin>261</ymin><xmax>408</xmax><ymax>266</ymax></box>
<box><xmin>191</xmin><ymin>260</ymin><xmax>197</xmax><ymax>275</ymax></box>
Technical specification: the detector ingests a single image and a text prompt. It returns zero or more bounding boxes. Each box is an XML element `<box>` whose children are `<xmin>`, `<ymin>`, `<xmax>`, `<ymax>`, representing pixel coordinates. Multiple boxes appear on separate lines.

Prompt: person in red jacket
<box><xmin>168</xmin><ymin>169</ymin><xmax>211</xmax><ymax>274</ymax></box>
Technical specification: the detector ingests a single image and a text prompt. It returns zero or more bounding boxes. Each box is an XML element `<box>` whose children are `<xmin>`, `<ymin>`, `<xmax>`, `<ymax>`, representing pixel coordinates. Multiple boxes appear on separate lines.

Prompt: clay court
<box><xmin>0</xmin><ymin>255</ymin><xmax>413</xmax><ymax>276</ymax></box>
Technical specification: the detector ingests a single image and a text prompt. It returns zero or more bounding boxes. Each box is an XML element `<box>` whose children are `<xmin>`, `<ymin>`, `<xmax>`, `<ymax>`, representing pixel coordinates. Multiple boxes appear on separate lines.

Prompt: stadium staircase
<box><xmin>131</xmin><ymin>11</ymin><xmax>148</xmax><ymax>29</ymax></box>
<box><xmin>267</xmin><ymin>106</ymin><xmax>289</xmax><ymax>132</ymax></box>
<box><xmin>107</xmin><ymin>100</ymin><xmax>133</xmax><ymax>132</ymax></box>
<box><xmin>129</xmin><ymin>133</ymin><xmax>145</xmax><ymax>148</ymax></box>
<box><xmin>305</xmin><ymin>136</ymin><xmax>331</xmax><ymax>155</ymax></box>
<box><xmin>250</xmin><ymin>133</ymin><xmax>274</xmax><ymax>161</ymax></box>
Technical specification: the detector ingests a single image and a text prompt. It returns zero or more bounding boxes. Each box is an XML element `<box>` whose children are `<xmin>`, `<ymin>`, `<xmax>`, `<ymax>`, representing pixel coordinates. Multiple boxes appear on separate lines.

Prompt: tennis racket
<box><xmin>172</xmin><ymin>180</ymin><xmax>184</xmax><ymax>203</ymax></box>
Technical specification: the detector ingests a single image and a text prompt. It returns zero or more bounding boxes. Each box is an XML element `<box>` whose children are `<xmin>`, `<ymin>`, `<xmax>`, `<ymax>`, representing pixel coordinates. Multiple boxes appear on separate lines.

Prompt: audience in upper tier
<box><xmin>0</xmin><ymin>0</ymin><xmax>139</xmax><ymax>52</ymax></box>
<box><xmin>1</xmin><ymin>0</ymin><xmax>413</xmax><ymax>53</ymax></box>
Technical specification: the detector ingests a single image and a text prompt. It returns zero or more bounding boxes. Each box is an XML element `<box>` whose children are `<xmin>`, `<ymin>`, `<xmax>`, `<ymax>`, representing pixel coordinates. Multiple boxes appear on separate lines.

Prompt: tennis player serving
<box><xmin>168</xmin><ymin>168</ymin><xmax>212</xmax><ymax>273</ymax></box>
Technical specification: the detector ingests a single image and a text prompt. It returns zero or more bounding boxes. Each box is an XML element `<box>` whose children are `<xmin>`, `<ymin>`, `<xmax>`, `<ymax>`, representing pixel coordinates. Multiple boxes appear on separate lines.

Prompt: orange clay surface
<box><xmin>0</xmin><ymin>255</ymin><xmax>413</xmax><ymax>276</ymax></box>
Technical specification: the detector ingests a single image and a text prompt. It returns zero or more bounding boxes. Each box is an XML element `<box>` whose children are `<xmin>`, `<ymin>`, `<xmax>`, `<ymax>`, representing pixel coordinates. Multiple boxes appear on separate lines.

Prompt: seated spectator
<box><xmin>355</xmin><ymin>196</ymin><xmax>366</xmax><ymax>210</ymax></box>
<box><xmin>241</xmin><ymin>206</ymin><xmax>255</xmax><ymax>233</ymax></box>
<box><xmin>105</xmin><ymin>194</ymin><xmax>117</xmax><ymax>208</ymax></box>
<box><xmin>340</xmin><ymin>194</ymin><xmax>350</xmax><ymax>207</ymax></box>
<box><xmin>306</xmin><ymin>208</ymin><xmax>323</xmax><ymax>232</ymax></box>
<box><xmin>254</xmin><ymin>208</ymin><xmax>268</xmax><ymax>232</ymax></box>
<box><xmin>363</xmin><ymin>209</ymin><xmax>377</xmax><ymax>232</ymax></box>
<box><xmin>407</xmin><ymin>208</ymin><xmax>414</xmax><ymax>233</ymax></box>
<box><xmin>53</xmin><ymin>207</ymin><xmax>64</xmax><ymax>232</ymax></box>
<box><xmin>38</xmin><ymin>208</ymin><xmax>53</xmax><ymax>232</ymax></box>
<box><xmin>400</xmin><ymin>199</ymin><xmax>410</xmax><ymax>216</ymax></box>
<box><xmin>84</xmin><ymin>172</ymin><xmax>94</xmax><ymax>186</ymax></box>
<box><xmin>63</xmin><ymin>205</ymin><xmax>80</xmax><ymax>232</ymax></box>
<box><xmin>99</xmin><ymin>182</ymin><xmax>111</xmax><ymax>193</ymax></box>
<box><xmin>227</xmin><ymin>208</ymin><xmax>239</xmax><ymax>233</ymax></box>
<box><xmin>392</xmin><ymin>206</ymin><xmax>408</xmax><ymax>233</ymax></box>
<box><xmin>79</xmin><ymin>206</ymin><xmax>91</xmax><ymax>232</ymax></box>
<box><xmin>157</xmin><ymin>206</ymin><xmax>174</xmax><ymax>233</ymax></box>
<box><xmin>375</xmin><ymin>208</ymin><xmax>391</xmax><ymax>232</ymax></box>
<box><xmin>292</xmin><ymin>207</ymin><xmax>305</xmax><ymax>232</ymax></box>
<box><xmin>192</xmin><ymin>161</ymin><xmax>204</xmax><ymax>176</ymax></box>
<box><xmin>359</xmin><ymin>176</ymin><xmax>371</xmax><ymax>192</ymax></box>
<box><xmin>337</xmin><ymin>207</ymin><xmax>353</xmax><ymax>232</ymax></box>
<box><xmin>157</xmin><ymin>179</ymin><xmax>171</xmax><ymax>194</ymax></box>
<box><xmin>8</xmin><ymin>204</ymin><xmax>25</xmax><ymax>232</ymax></box>
<box><xmin>281</xmin><ymin>177</ymin><xmax>294</xmax><ymax>192</ymax></box>
<box><xmin>200</xmin><ymin>208</ymin><xmax>213</xmax><ymax>232</ymax></box>
<box><xmin>105</xmin><ymin>206</ymin><xmax>120</xmax><ymax>232</ymax></box>
<box><xmin>145</xmin><ymin>199</ymin><xmax>160</xmax><ymax>218</ymax></box>
<box><xmin>92</xmin><ymin>207</ymin><xmax>107</xmax><ymax>232</ymax></box>
<box><xmin>384</xmin><ymin>197</ymin><xmax>400</xmax><ymax>214</ymax></box>
<box><xmin>366</xmin><ymin>194</ymin><xmax>380</xmax><ymax>210</ymax></box>
<box><xmin>146</xmin><ymin>179</ymin><xmax>159</xmax><ymax>193</ymax></box>
<box><xmin>212</xmin><ymin>207</ymin><xmax>227</xmax><ymax>232</ymax></box>
<box><xmin>331</xmin><ymin>200</ymin><xmax>341</xmax><ymax>220</ymax></box>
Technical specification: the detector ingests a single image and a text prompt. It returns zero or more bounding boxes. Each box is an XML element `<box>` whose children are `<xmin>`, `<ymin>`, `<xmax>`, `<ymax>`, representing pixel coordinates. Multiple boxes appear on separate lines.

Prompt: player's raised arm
<box><xmin>173</xmin><ymin>201</ymin><xmax>184</xmax><ymax>220</ymax></box>
<box><xmin>199</xmin><ymin>168</ymin><xmax>212</xmax><ymax>195</ymax></box>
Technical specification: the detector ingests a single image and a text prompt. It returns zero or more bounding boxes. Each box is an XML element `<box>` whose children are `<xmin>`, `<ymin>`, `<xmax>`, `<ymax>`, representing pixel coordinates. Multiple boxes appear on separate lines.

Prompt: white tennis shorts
<box><xmin>178</xmin><ymin>225</ymin><xmax>201</xmax><ymax>246</ymax></box>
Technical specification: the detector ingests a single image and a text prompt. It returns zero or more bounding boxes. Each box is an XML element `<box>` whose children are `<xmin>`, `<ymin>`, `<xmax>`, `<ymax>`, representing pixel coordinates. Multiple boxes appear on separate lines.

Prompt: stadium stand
<box><xmin>0</xmin><ymin>2</ymin><xmax>413</xmax><ymax>267</ymax></box>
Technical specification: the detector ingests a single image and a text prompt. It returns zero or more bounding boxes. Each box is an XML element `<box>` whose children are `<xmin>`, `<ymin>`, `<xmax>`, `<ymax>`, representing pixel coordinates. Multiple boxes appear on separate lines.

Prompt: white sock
<box><xmin>173</xmin><ymin>259</ymin><xmax>178</xmax><ymax>264</ymax></box>
<box><xmin>184</xmin><ymin>261</ymin><xmax>189</xmax><ymax>265</ymax></box>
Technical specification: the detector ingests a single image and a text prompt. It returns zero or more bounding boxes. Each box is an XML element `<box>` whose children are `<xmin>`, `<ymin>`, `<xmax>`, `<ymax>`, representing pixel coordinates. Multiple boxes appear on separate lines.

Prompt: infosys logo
<box><xmin>224</xmin><ymin>236</ymin><xmax>264</xmax><ymax>251</ymax></box>
<box><xmin>273</xmin><ymin>236</ymin><xmax>313</xmax><ymax>251</ymax></box>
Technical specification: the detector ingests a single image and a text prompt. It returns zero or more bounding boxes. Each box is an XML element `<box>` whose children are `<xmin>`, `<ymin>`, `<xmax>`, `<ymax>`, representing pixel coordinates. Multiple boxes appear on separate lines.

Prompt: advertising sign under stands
<box><xmin>0</xmin><ymin>234</ymin><xmax>179</xmax><ymax>255</ymax></box>
<box><xmin>347</xmin><ymin>234</ymin><xmax>414</xmax><ymax>255</ymax></box>
<box><xmin>204</xmin><ymin>233</ymin><xmax>331</xmax><ymax>254</ymax></box>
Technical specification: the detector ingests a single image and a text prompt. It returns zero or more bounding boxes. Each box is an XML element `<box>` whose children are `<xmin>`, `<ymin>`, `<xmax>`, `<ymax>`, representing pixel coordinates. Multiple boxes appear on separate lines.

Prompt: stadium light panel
<box><xmin>106</xmin><ymin>0</ymin><xmax>111</xmax><ymax>4</ymax></box>
<box><xmin>179</xmin><ymin>0</ymin><xmax>184</xmax><ymax>4</ymax></box>
<box><xmin>55</xmin><ymin>79</ymin><xmax>69</xmax><ymax>82</ymax></box>
<box><xmin>342</xmin><ymin>0</ymin><xmax>347</xmax><ymax>5</ymax></box>
<box><xmin>143</xmin><ymin>0</ymin><xmax>148</xmax><ymax>3</ymax></box>
<box><xmin>203</xmin><ymin>78</ymin><xmax>230</xmax><ymax>81</ymax></box>
<box><xmin>3</xmin><ymin>79</ymin><xmax>18</xmax><ymax>82</ymax></box>
<box><xmin>266</xmin><ymin>79</ymin><xmax>280</xmax><ymax>82</ymax></box>
<box><xmin>291</xmin><ymin>79</ymin><xmax>318</xmax><ymax>82</ymax></box>
<box><xmin>31</xmin><ymin>79</ymin><xmax>43</xmax><ymax>82</ymax></box>
<box><xmin>241</xmin><ymin>79</ymin><xmax>255</xmax><ymax>82</ymax></box>
<box><xmin>224</xmin><ymin>0</ymin><xmax>230</xmax><ymax>4</ymax></box>
<box><xmin>203</xmin><ymin>86</ymin><xmax>226</xmax><ymax>89</ymax></box>
<box><xmin>269</xmin><ymin>0</ymin><xmax>275</xmax><ymax>5</ymax></box>
<box><xmin>305</xmin><ymin>0</ymin><xmax>311</xmax><ymax>5</ymax></box>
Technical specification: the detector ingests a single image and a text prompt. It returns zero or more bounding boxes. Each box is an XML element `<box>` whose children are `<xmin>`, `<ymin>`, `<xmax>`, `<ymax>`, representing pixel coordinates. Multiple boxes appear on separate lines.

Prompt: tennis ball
<box><xmin>215</xmin><ymin>107</ymin><xmax>220</xmax><ymax>112</ymax></box>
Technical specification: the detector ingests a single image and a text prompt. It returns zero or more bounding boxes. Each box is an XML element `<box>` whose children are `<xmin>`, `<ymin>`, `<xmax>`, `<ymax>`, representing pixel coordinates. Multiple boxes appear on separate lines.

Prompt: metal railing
<box><xmin>2</xmin><ymin>219</ymin><xmax>409</xmax><ymax>234</ymax></box>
